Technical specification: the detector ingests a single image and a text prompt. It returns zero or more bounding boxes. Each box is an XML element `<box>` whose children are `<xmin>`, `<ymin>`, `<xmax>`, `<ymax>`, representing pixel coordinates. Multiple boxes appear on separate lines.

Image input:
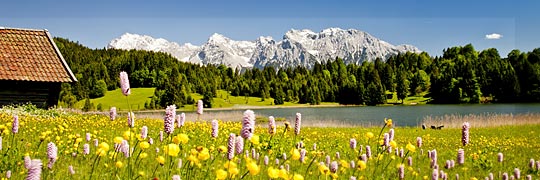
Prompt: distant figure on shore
<box><xmin>422</xmin><ymin>124</ymin><xmax>426</xmax><ymax>130</ymax></box>
<box><xmin>430</xmin><ymin>125</ymin><xmax>444</xmax><ymax>130</ymax></box>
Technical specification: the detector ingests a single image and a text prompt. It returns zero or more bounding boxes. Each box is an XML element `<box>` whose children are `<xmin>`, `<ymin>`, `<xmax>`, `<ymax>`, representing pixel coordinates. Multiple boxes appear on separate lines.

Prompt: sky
<box><xmin>1</xmin><ymin>0</ymin><xmax>539</xmax><ymax>57</ymax></box>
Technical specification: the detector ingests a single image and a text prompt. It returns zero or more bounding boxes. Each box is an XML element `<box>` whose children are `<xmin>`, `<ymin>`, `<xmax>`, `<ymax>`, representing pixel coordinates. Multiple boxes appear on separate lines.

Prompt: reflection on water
<box><xmin>134</xmin><ymin>103</ymin><xmax>540</xmax><ymax>127</ymax></box>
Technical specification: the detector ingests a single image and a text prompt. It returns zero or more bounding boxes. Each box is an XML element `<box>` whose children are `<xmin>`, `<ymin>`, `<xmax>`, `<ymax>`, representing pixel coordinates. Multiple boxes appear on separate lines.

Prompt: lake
<box><xmin>206</xmin><ymin>103</ymin><xmax>540</xmax><ymax>127</ymax></box>
<box><xmin>136</xmin><ymin>103</ymin><xmax>540</xmax><ymax>127</ymax></box>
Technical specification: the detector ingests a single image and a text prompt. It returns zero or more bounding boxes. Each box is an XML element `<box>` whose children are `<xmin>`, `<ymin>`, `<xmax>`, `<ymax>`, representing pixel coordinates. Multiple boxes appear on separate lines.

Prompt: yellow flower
<box><xmin>267</xmin><ymin>167</ymin><xmax>279</xmax><ymax>178</ymax></box>
<box><xmin>228</xmin><ymin>167</ymin><xmax>239</xmax><ymax>178</ymax></box>
<box><xmin>197</xmin><ymin>148</ymin><xmax>210</xmax><ymax>161</ymax></box>
<box><xmin>278</xmin><ymin>168</ymin><xmax>288</xmax><ymax>179</ymax></box>
<box><xmin>390</xmin><ymin>141</ymin><xmax>397</xmax><ymax>149</ymax></box>
<box><xmin>75</xmin><ymin>138</ymin><xmax>83</xmax><ymax>143</ymax></box>
<box><xmin>139</xmin><ymin>142</ymin><xmax>150</xmax><ymax>149</ymax></box>
<box><xmin>385</xmin><ymin>118</ymin><xmax>393</xmax><ymax>127</ymax></box>
<box><xmin>217</xmin><ymin>145</ymin><xmax>227</xmax><ymax>153</ymax></box>
<box><xmin>357</xmin><ymin>160</ymin><xmax>367</xmax><ymax>171</ymax></box>
<box><xmin>216</xmin><ymin>169</ymin><xmax>228</xmax><ymax>180</ymax></box>
<box><xmin>156</xmin><ymin>156</ymin><xmax>165</xmax><ymax>165</ymax></box>
<box><xmin>291</xmin><ymin>148</ymin><xmax>301</xmax><ymax>160</ymax></box>
<box><xmin>164</xmin><ymin>144</ymin><xmax>180</xmax><ymax>157</ymax></box>
<box><xmin>331</xmin><ymin>173</ymin><xmax>338</xmax><ymax>179</ymax></box>
<box><xmin>246</xmin><ymin>160</ymin><xmax>260</xmax><ymax>175</ymax></box>
<box><xmin>138</xmin><ymin>171</ymin><xmax>145</xmax><ymax>177</ymax></box>
<box><xmin>173</xmin><ymin>134</ymin><xmax>189</xmax><ymax>144</ymax></box>
<box><xmin>123</xmin><ymin>131</ymin><xmax>133</xmax><ymax>140</ymax></box>
<box><xmin>293</xmin><ymin>174</ymin><xmax>304</xmax><ymax>180</ymax></box>
<box><xmin>366</xmin><ymin>132</ymin><xmax>374</xmax><ymax>139</ymax></box>
<box><xmin>139</xmin><ymin>153</ymin><xmax>148</xmax><ymax>159</ymax></box>
<box><xmin>187</xmin><ymin>155</ymin><xmax>199</xmax><ymax>166</ymax></box>
<box><xmin>98</xmin><ymin>142</ymin><xmax>110</xmax><ymax>151</ymax></box>
<box><xmin>115</xmin><ymin>161</ymin><xmax>124</xmax><ymax>168</ymax></box>
<box><xmin>249</xmin><ymin>134</ymin><xmax>260</xmax><ymax>145</ymax></box>
<box><xmin>340</xmin><ymin>160</ymin><xmax>350</xmax><ymax>169</ymax></box>
<box><xmin>114</xmin><ymin>136</ymin><xmax>124</xmax><ymax>144</ymax></box>
<box><xmin>406</xmin><ymin>143</ymin><xmax>416</xmax><ymax>152</ymax></box>
<box><xmin>224</xmin><ymin>161</ymin><xmax>237</xmax><ymax>169</ymax></box>
<box><xmin>319</xmin><ymin>164</ymin><xmax>330</xmax><ymax>174</ymax></box>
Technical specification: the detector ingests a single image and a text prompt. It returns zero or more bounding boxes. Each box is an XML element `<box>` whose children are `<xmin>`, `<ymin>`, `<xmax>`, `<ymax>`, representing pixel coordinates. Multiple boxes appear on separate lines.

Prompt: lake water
<box><xmin>206</xmin><ymin>103</ymin><xmax>540</xmax><ymax>126</ymax></box>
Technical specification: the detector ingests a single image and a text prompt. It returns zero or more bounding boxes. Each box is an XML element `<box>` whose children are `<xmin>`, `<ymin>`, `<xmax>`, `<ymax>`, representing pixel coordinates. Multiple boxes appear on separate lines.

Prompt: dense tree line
<box><xmin>54</xmin><ymin>38</ymin><xmax>540</xmax><ymax>109</ymax></box>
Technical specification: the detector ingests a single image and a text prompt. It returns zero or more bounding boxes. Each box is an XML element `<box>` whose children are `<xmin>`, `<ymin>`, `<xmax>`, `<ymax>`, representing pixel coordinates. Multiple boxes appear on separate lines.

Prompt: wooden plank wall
<box><xmin>0</xmin><ymin>80</ymin><xmax>61</xmax><ymax>108</ymax></box>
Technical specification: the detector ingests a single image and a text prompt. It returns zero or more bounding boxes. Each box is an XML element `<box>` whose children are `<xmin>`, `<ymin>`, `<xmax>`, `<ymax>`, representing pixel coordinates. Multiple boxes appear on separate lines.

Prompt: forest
<box><xmin>54</xmin><ymin>38</ymin><xmax>540</xmax><ymax>109</ymax></box>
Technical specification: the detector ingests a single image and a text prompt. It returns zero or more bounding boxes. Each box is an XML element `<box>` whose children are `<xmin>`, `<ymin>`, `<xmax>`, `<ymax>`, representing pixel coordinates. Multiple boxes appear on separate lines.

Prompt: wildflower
<box><xmin>6</xmin><ymin>170</ymin><xmax>11</xmax><ymax>179</ymax></box>
<box><xmin>366</xmin><ymin>146</ymin><xmax>372</xmax><ymax>159</ymax></box>
<box><xmin>139</xmin><ymin>153</ymin><xmax>148</xmax><ymax>159</ymax></box>
<box><xmin>85</xmin><ymin>133</ymin><xmax>91</xmax><ymax>142</ymax></box>
<box><xmin>164</xmin><ymin>144</ymin><xmax>180</xmax><ymax>157</ymax></box>
<box><xmin>115</xmin><ymin>161</ymin><xmax>123</xmax><ymax>168</ymax></box>
<box><xmin>68</xmin><ymin>165</ymin><xmax>75</xmax><ymax>175</ymax></box>
<box><xmin>294</xmin><ymin>113</ymin><xmax>302</xmax><ymax>135</ymax></box>
<box><xmin>172</xmin><ymin>175</ymin><xmax>181</xmax><ymax>180</ymax></box>
<box><xmin>350</xmin><ymin>138</ymin><xmax>357</xmax><ymax>149</ymax></box>
<box><xmin>235</xmin><ymin>136</ymin><xmax>244</xmax><ymax>155</ymax></box>
<box><xmin>284</xmin><ymin>121</ymin><xmax>291</xmax><ymax>131</ymax></box>
<box><xmin>398</xmin><ymin>164</ymin><xmax>405</xmax><ymax>180</ymax></box>
<box><xmin>366</xmin><ymin>132</ymin><xmax>374</xmax><ymax>139</ymax></box>
<box><xmin>227</xmin><ymin>133</ymin><xmax>236</xmax><ymax>160</ymax></box>
<box><xmin>406</xmin><ymin>143</ymin><xmax>416</xmax><ymax>152</ymax></box>
<box><xmin>96</xmin><ymin>142</ymin><xmax>110</xmax><ymax>156</ymax></box>
<box><xmin>389</xmin><ymin>140</ymin><xmax>397</xmax><ymax>149</ymax></box>
<box><xmin>159</xmin><ymin>131</ymin><xmax>163</xmax><ymax>142</ymax></box>
<box><xmin>350</xmin><ymin>160</ymin><xmax>356</xmax><ymax>169</ymax></box>
<box><xmin>382</xmin><ymin>133</ymin><xmax>390</xmax><ymax>147</ymax></box>
<box><xmin>293</xmin><ymin>174</ymin><xmax>304</xmax><ymax>180</ymax></box>
<box><xmin>216</xmin><ymin>169</ymin><xmax>228</xmax><ymax>180</ymax></box>
<box><xmin>330</xmin><ymin>161</ymin><xmax>338</xmax><ymax>173</ymax></box>
<box><xmin>457</xmin><ymin>149</ymin><xmax>464</xmax><ymax>165</ymax></box>
<box><xmin>300</xmin><ymin>149</ymin><xmax>307</xmax><ymax>163</ymax></box>
<box><xmin>389</xmin><ymin>128</ymin><xmax>395</xmax><ymax>141</ymax></box>
<box><xmin>336</xmin><ymin>152</ymin><xmax>341</xmax><ymax>159</ymax></box>
<box><xmin>172</xmin><ymin>134</ymin><xmax>189</xmax><ymax>144</ymax></box>
<box><xmin>526</xmin><ymin>175</ymin><xmax>532</xmax><ymax>180</ymax></box>
<box><xmin>119</xmin><ymin>71</ymin><xmax>131</xmax><ymax>96</ymax></box>
<box><xmin>461</xmin><ymin>122</ymin><xmax>470</xmax><ymax>146</ymax></box>
<box><xmin>313</xmin><ymin>143</ymin><xmax>317</xmax><ymax>150</ymax></box>
<box><xmin>350</xmin><ymin>176</ymin><xmax>357</xmax><ymax>180</ymax></box>
<box><xmin>268</xmin><ymin>167</ymin><xmax>279</xmax><ymax>178</ymax></box>
<box><xmin>127</xmin><ymin>112</ymin><xmax>135</xmax><ymax>128</ymax></box>
<box><xmin>319</xmin><ymin>163</ymin><xmax>330</xmax><ymax>174</ymax></box>
<box><xmin>502</xmin><ymin>173</ymin><xmax>508</xmax><ymax>180</ymax></box>
<box><xmin>156</xmin><ymin>156</ymin><xmax>165</xmax><ymax>165</ymax></box>
<box><xmin>291</xmin><ymin>148</ymin><xmax>301</xmax><ymax>160</ymax></box>
<box><xmin>241</xmin><ymin>110</ymin><xmax>255</xmax><ymax>139</ymax></box>
<box><xmin>385</xmin><ymin>118</ymin><xmax>393</xmax><ymax>127</ymax></box>
<box><xmin>83</xmin><ymin>144</ymin><xmax>90</xmax><ymax>155</ymax></box>
<box><xmin>417</xmin><ymin>137</ymin><xmax>422</xmax><ymax>148</ymax></box>
<box><xmin>141</xmin><ymin>126</ymin><xmax>148</xmax><ymax>139</ymax></box>
<box><xmin>229</xmin><ymin>167</ymin><xmax>240</xmax><ymax>178</ymax></box>
<box><xmin>26</xmin><ymin>159</ymin><xmax>42</xmax><ymax>180</ymax></box>
<box><xmin>47</xmin><ymin>142</ymin><xmax>58</xmax><ymax>169</ymax></box>
<box><xmin>268</xmin><ymin>116</ymin><xmax>276</xmax><ymax>135</ymax></box>
<box><xmin>197</xmin><ymin>100</ymin><xmax>204</xmax><ymax>115</ymax></box>
<box><xmin>514</xmin><ymin>168</ymin><xmax>520</xmax><ymax>179</ymax></box>
<box><xmin>489</xmin><ymin>173</ymin><xmax>494</xmax><ymax>180</ymax></box>
<box><xmin>211</xmin><ymin>119</ymin><xmax>219</xmax><ymax>138</ymax></box>
<box><xmin>278</xmin><ymin>168</ymin><xmax>288</xmax><ymax>179</ymax></box>
<box><xmin>529</xmin><ymin>159</ymin><xmax>535</xmax><ymax>169</ymax></box>
<box><xmin>432</xmin><ymin>169</ymin><xmax>438</xmax><ymax>180</ymax></box>
<box><xmin>109</xmin><ymin>107</ymin><xmax>117</xmax><ymax>121</ymax></box>
<box><xmin>177</xmin><ymin>113</ymin><xmax>185</xmax><ymax>128</ymax></box>
<box><xmin>430</xmin><ymin>149</ymin><xmax>438</xmax><ymax>168</ymax></box>
<box><xmin>0</xmin><ymin>137</ymin><xmax>2</xmax><ymax>150</ymax></box>
<box><xmin>497</xmin><ymin>152</ymin><xmax>503</xmax><ymax>163</ymax></box>
<box><xmin>12</xmin><ymin>115</ymin><xmax>18</xmax><ymax>134</ymax></box>
<box><xmin>407</xmin><ymin>156</ymin><xmax>413</xmax><ymax>166</ymax></box>
<box><xmin>164</xmin><ymin>105</ymin><xmax>176</xmax><ymax>134</ymax></box>
<box><xmin>246</xmin><ymin>160</ymin><xmax>260</xmax><ymax>175</ymax></box>
<box><xmin>197</xmin><ymin>147</ymin><xmax>210</xmax><ymax>161</ymax></box>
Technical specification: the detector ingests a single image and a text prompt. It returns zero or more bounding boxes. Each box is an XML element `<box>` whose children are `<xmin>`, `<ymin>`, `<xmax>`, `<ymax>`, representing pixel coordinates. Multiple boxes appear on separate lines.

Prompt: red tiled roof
<box><xmin>0</xmin><ymin>27</ymin><xmax>77</xmax><ymax>82</ymax></box>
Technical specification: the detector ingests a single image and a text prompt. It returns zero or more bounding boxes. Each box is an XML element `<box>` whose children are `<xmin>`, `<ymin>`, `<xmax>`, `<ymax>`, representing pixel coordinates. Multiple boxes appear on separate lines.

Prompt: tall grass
<box><xmin>421</xmin><ymin>113</ymin><xmax>540</xmax><ymax>128</ymax></box>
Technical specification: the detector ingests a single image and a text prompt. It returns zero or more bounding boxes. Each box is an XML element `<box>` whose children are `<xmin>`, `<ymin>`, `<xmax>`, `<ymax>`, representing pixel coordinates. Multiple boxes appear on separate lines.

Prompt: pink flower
<box><xmin>417</xmin><ymin>137</ymin><xmax>422</xmax><ymax>148</ymax></box>
<box><xmin>398</xmin><ymin>164</ymin><xmax>405</xmax><ymax>180</ymax></box>
<box><xmin>177</xmin><ymin>113</ymin><xmax>185</xmax><ymax>128</ymax></box>
<box><xmin>141</xmin><ymin>126</ymin><xmax>148</xmax><ymax>139</ymax></box>
<box><xmin>457</xmin><ymin>149</ymin><xmax>464</xmax><ymax>165</ymax></box>
<box><xmin>164</xmin><ymin>105</ymin><xmax>176</xmax><ymax>134</ymax></box>
<box><xmin>26</xmin><ymin>159</ymin><xmax>42</xmax><ymax>180</ymax></box>
<box><xmin>432</xmin><ymin>169</ymin><xmax>438</xmax><ymax>180</ymax></box>
<box><xmin>264</xmin><ymin>155</ymin><xmax>269</xmax><ymax>165</ymax></box>
<box><xmin>12</xmin><ymin>115</ymin><xmax>19</xmax><ymax>134</ymax></box>
<box><xmin>300</xmin><ymin>149</ymin><xmax>306</xmax><ymax>163</ymax></box>
<box><xmin>235</xmin><ymin>136</ymin><xmax>244</xmax><ymax>155</ymax></box>
<box><xmin>196</xmin><ymin>100</ymin><xmax>204</xmax><ymax>115</ymax></box>
<box><xmin>159</xmin><ymin>131</ymin><xmax>163</xmax><ymax>142</ymax></box>
<box><xmin>211</xmin><ymin>119</ymin><xmax>219</xmax><ymax>138</ymax></box>
<box><xmin>294</xmin><ymin>113</ymin><xmax>301</xmax><ymax>135</ymax></box>
<box><xmin>497</xmin><ymin>152</ymin><xmax>504</xmax><ymax>163</ymax></box>
<box><xmin>83</xmin><ymin>144</ymin><xmax>90</xmax><ymax>155</ymax></box>
<box><xmin>68</xmin><ymin>165</ymin><xmax>75</xmax><ymax>175</ymax></box>
<box><xmin>109</xmin><ymin>107</ymin><xmax>117</xmax><ymax>121</ymax></box>
<box><xmin>227</xmin><ymin>133</ymin><xmax>236</xmax><ymax>160</ymax></box>
<box><xmin>366</xmin><ymin>146</ymin><xmax>372</xmax><ymax>159</ymax></box>
<box><xmin>127</xmin><ymin>112</ymin><xmax>135</xmax><ymax>128</ymax></box>
<box><xmin>24</xmin><ymin>156</ymin><xmax>31</xmax><ymax>169</ymax></box>
<box><xmin>240</xmin><ymin>110</ymin><xmax>255</xmax><ymax>139</ymax></box>
<box><xmin>461</xmin><ymin>122</ymin><xmax>470</xmax><ymax>146</ymax></box>
<box><xmin>119</xmin><ymin>71</ymin><xmax>131</xmax><ymax>96</ymax></box>
<box><xmin>330</xmin><ymin>161</ymin><xmax>338</xmax><ymax>173</ymax></box>
<box><xmin>388</xmin><ymin>128</ymin><xmax>395</xmax><ymax>141</ymax></box>
<box><xmin>268</xmin><ymin>116</ymin><xmax>276</xmax><ymax>134</ymax></box>
<box><xmin>47</xmin><ymin>142</ymin><xmax>58</xmax><ymax>169</ymax></box>
<box><xmin>350</xmin><ymin>139</ymin><xmax>357</xmax><ymax>149</ymax></box>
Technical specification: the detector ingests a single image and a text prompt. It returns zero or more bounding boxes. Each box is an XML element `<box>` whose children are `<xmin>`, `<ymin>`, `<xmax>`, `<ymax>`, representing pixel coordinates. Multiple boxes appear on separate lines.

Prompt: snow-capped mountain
<box><xmin>107</xmin><ymin>28</ymin><xmax>421</xmax><ymax>69</ymax></box>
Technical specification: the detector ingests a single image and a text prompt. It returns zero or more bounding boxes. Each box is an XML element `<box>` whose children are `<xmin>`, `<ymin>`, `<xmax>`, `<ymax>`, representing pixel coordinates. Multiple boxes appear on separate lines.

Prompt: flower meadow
<box><xmin>0</xmin><ymin>108</ymin><xmax>539</xmax><ymax>180</ymax></box>
<box><xmin>0</xmin><ymin>72</ymin><xmax>539</xmax><ymax>180</ymax></box>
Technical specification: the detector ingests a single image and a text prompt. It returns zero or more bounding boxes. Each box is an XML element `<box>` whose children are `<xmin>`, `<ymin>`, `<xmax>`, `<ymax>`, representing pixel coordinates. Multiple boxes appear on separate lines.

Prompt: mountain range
<box><xmin>107</xmin><ymin>28</ymin><xmax>421</xmax><ymax>69</ymax></box>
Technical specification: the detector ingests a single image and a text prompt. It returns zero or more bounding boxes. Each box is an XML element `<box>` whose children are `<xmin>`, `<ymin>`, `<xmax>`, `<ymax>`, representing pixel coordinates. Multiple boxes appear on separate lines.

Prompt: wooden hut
<box><xmin>0</xmin><ymin>27</ymin><xmax>77</xmax><ymax>108</ymax></box>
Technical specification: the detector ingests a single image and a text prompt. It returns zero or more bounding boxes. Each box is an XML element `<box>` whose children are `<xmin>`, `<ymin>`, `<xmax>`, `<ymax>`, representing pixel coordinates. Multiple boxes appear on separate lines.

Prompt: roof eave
<box><xmin>44</xmin><ymin>31</ymin><xmax>78</xmax><ymax>82</ymax></box>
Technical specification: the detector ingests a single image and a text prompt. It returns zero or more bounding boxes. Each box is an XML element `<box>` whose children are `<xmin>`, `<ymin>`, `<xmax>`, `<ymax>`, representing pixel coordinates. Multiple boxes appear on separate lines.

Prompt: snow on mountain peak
<box><xmin>108</xmin><ymin>28</ymin><xmax>422</xmax><ymax>69</ymax></box>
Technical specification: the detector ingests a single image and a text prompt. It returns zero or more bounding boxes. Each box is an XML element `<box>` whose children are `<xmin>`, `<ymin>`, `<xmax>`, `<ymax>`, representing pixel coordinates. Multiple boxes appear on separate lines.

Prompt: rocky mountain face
<box><xmin>108</xmin><ymin>28</ymin><xmax>421</xmax><ymax>69</ymax></box>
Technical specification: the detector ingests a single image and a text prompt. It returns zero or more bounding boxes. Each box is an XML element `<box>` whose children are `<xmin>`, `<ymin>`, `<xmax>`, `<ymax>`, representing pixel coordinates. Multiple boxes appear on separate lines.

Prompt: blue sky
<box><xmin>2</xmin><ymin>0</ymin><xmax>539</xmax><ymax>57</ymax></box>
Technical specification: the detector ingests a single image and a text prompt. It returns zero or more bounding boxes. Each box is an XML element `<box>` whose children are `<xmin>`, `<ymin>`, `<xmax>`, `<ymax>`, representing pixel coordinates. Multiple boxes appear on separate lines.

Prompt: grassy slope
<box><xmin>76</xmin><ymin>88</ymin><xmax>339</xmax><ymax>111</ymax></box>
<box><xmin>386</xmin><ymin>91</ymin><xmax>432</xmax><ymax>105</ymax></box>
